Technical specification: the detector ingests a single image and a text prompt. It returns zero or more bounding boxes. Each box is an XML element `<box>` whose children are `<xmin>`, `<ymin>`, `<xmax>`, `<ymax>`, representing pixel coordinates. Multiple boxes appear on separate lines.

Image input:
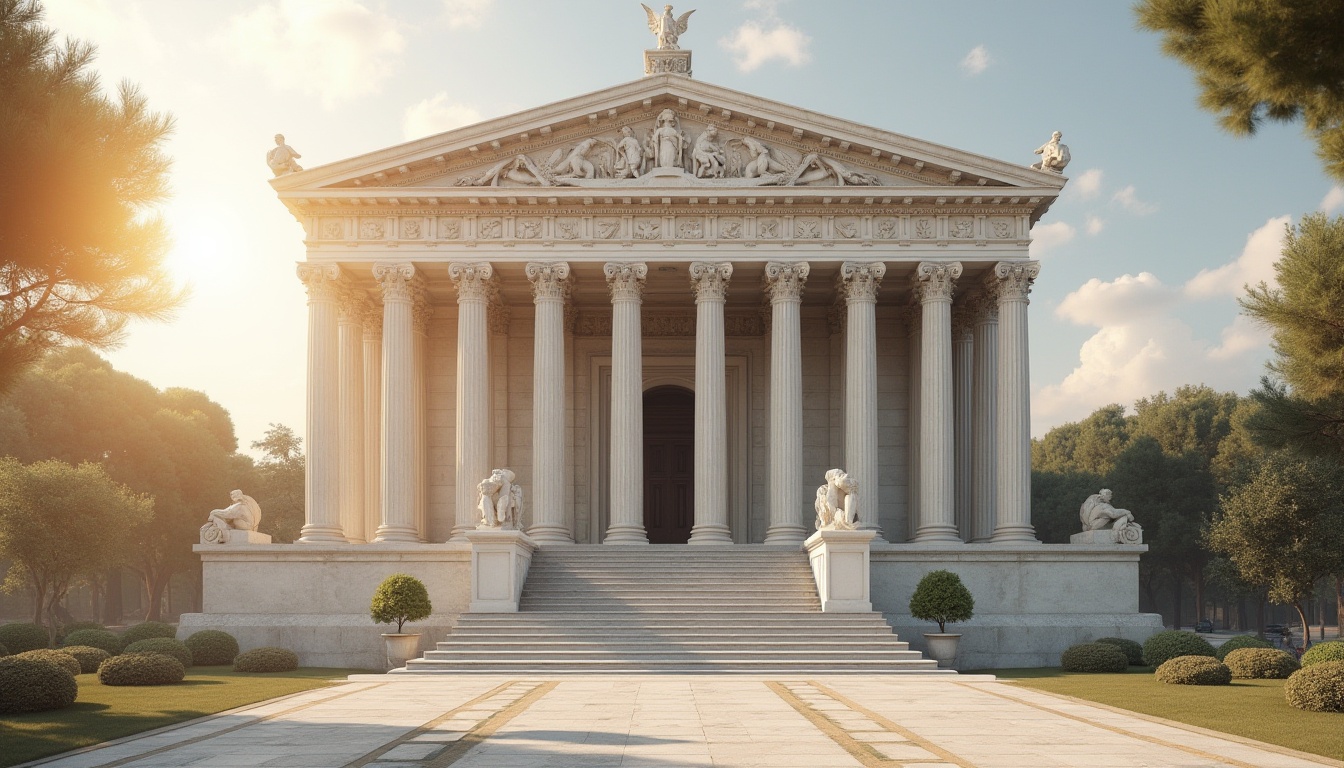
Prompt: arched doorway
<box><xmin>643</xmin><ymin>385</ymin><xmax>694</xmax><ymax>543</ymax></box>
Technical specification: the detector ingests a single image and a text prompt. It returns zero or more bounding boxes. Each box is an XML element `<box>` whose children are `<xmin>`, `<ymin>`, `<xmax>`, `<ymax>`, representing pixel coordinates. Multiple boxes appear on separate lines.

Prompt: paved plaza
<box><xmin>22</xmin><ymin>675</ymin><xmax>1336</xmax><ymax>768</ymax></box>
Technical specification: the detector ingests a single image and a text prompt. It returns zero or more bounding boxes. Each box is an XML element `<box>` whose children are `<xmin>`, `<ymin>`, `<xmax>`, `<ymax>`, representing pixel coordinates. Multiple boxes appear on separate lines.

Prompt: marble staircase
<box><xmin>400</xmin><ymin>545</ymin><xmax>948</xmax><ymax>674</ymax></box>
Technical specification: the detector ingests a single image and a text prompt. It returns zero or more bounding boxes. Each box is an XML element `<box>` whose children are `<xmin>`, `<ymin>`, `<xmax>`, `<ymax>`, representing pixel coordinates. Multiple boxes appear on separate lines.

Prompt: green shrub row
<box><xmin>1285</xmin><ymin>660</ymin><xmax>1344</xmax><ymax>712</ymax></box>
<box><xmin>1155</xmin><ymin>655</ymin><xmax>1231</xmax><ymax>685</ymax></box>
<box><xmin>0</xmin><ymin>656</ymin><xmax>78</xmax><ymax>714</ymax></box>
<box><xmin>1061</xmin><ymin>643</ymin><xmax>1129</xmax><ymax>673</ymax></box>
<box><xmin>1224</xmin><ymin>648</ymin><xmax>1299</xmax><ymax>679</ymax></box>
<box><xmin>1301</xmin><ymin>641</ymin><xmax>1344</xmax><ymax>668</ymax></box>
<box><xmin>1213</xmin><ymin>634</ymin><xmax>1273</xmax><ymax>660</ymax></box>
<box><xmin>1142</xmin><ymin>630</ymin><xmax>1215</xmax><ymax>667</ymax></box>
<box><xmin>234</xmin><ymin>647</ymin><xmax>298</xmax><ymax>673</ymax></box>
<box><xmin>98</xmin><ymin>653</ymin><xmax>185</xmax><ymax>686</ymax></box>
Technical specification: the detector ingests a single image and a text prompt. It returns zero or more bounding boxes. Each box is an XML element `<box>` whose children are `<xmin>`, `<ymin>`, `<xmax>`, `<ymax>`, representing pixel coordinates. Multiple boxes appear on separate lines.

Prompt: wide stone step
<box><xmin>456</xmin><ymin>612</ymin><xmax>872</xmax><ymax>622</ymax></box>
<box><xmin>401</xmin><ymin>659</ymin><xmax>945</xmax><ymax>673</ymax></box>
<box><xmin>434</xmin><ymin>640</ymin><xmax>910</xmax><ymax>652</ymax></box>
<box><xmin>518</xmin><ymin>602</ymin><xmax>822</xmax><ymax>611</ymax></box>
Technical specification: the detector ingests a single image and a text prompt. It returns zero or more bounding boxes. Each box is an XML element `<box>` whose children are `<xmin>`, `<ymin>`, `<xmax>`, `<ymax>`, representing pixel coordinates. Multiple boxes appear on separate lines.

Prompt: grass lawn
<box><xmin>0</xmin><ymin>666</ymin><xmax>364</xmax><ymax>768</ymax></box>
<box><xmin>986</xmin><ymin>667</ymin><xmax>1344</xmax><ymax>761</ymax></box>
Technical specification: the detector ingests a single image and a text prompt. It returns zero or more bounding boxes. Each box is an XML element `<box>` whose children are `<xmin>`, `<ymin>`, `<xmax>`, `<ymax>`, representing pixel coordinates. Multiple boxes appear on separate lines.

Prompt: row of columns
<box><xmin>294</xmin><ymin>258</ymin><xmax>1039</xmax><ymax>546</ymax></box>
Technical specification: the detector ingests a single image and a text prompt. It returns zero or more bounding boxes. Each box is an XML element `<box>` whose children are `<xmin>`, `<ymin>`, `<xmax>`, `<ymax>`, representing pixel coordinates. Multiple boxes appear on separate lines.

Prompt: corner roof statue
<box><xmin>642</xmin><ymin>4</ymin><xmax>694</xmax><ymax>50</ymax></box>
<box><xmin>1032</xmin><ymin>130</ymin><xmax>1070</xmax><ymax>174</ymax></box>
<box><xmin>267</xmin><ymin>134</ymin><xmax>302</xmax><ymax>177</ymax></box>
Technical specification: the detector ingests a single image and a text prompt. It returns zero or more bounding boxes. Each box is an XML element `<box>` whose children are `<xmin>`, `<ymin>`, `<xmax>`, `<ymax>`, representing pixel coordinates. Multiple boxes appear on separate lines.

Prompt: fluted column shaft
<box><xmin>914</xmin><ymin>261</ymin><xmax>963</xmax><ymax>543</ymax></box>
<box><xmin>449</xmin><ymin>262</ymin><xmax>495</xmax><ymax>541</ymax></box>
<box><xmin>527</xmin><ymin>262</ymin><xmax>573</xmax><ymax>543</ymax></box>
<box><xmin>993</xmin><ymin>261</ymin><xmax>1041</xmax><ymax>543</ymax></box>
<box><xmin>337</xmin><ymin>291</ymin><xmax>367</xmax><ymax>543</ymax></box>
<box><xmin>412</xmin><ymin>299</ymin><xmax>430</xmax><ymax>542</ymax></box>
<box><xmin>689</xmin><ymin>262</ymin><xmax>733</xmax><ymax>545</ymax></box>
<box><xmin>764</xmin><ymin>262</ymin><xmax>810</xmax><ymax>546</ymax></box>
<box><xmin>952</xmin><ymin>311</ymin><xmax>974</xmax><ymax>542</ymax></box>
<box><xmin>604</xmin><ymin>262</ymin><xmax>649</xmax><ymax>544</ymax></box>
<box><xmin>839</xmin><ymin>262</ymin><xmax>885</xmax><ymax>540</ymax></box>
<box><xmin>361</xmin><ymin>308</ymin><xmax>382</xmax><ymax>544</ymax></box>
<box><xmin>905</xmin><ymin>306</ymin><xmax>921</xmax><ymax>543</ymax></box>
<box><xmin>373</xmin><ymin>263</ymin><xmax>419</xmax><ymax>542</ymax></box>
<box><xmin>297</xmin><ymin>264</ymin><xmax>345</xmax><ymax>543</ymax></box>
<box><xmin>970</xmin><ymin>289</ymin><xmax>998</xmax><ymax>542</ymax></box>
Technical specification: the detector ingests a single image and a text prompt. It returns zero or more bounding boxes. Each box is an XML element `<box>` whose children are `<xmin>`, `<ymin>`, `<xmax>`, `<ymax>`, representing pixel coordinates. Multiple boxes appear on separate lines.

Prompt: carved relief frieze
<box><xmin>990</xmin><ymin>217</ymin><xmax>1014</xmax><ymax>239</ymax></box>
<box><xmin>834</xmin><ymin>218</ymin><xmax>859</xmax><ymax>239</ymax></box>
<box><xmin>400</xmin><ymin>218</ymin><xmax>422</xmax><ymax>239</ymax></box>
<box><xmin>950</xmin><ymin>217</ymin><xmax>974</xmax><ymax>239</ymax></box>
<box><xmin>677</xmin><ymin>217</ymin><xmax>704</xmax><ymax>239</ymax></box>
<box><xmin>758</xmin><ymin>217</ymin><xmax>780</xmax><ymax>239</ymax></box>
<box><xmin>595</xmin><ymin>218</ymin><xmax>622</xmax><ymax>239</ymax></box>
<box><xmin>359</xmin><ymin>218</ymin><xmax>385</xmax><ymax>240</ymax></box>
<box><xmin>874</xmin><ymin>217</ymin><xmax>898</xmax><ymax>239</ymax></box>
<box><xmin>719</xmin><ymin>218</ymin><xmax>743</xmax><ymax>239</ymax></box>
<box><xmin>914</xmin><ymin>217</ymin><xmax>935</xmax><ymax>239</ymax></box>
<box><xmin>439</xmin><ymin>218</ymin><xmax>462</xmax><ymax>239</ymax></box>
<box><xmin>795</xmin><ymin>217</ymin><xmax>822</xmax><ymax>239</ymax></box>
<box><xmin>320</xmin><ymin>218</ymin><xmax>344</xmax><ymax>240</ymax></box>
<box><xmin>555</xmin><ymin>218</ymin><xmax>581</xmax><ymax>240</ymax></box>
<box><xmin>518</xmin><ymin>218</ymin><xmax>543</xmax><ymax>239</ymax></box>
<box><xmin>478</xmin><ymin>218</ymin><xmax>503</xmax><ymax>239</ymax></box>
<box><xmin>634</xmin><ymin>218</ymin><xmax>661</xmax><ymax>240</ymax></box>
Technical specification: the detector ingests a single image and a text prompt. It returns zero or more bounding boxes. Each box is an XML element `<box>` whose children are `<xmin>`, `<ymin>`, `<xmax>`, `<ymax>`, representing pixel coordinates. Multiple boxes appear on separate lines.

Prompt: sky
<box><xmin>40</xmin><ymin>0</ymin><xmax>1337</xmax><ymax>453</ymax></box>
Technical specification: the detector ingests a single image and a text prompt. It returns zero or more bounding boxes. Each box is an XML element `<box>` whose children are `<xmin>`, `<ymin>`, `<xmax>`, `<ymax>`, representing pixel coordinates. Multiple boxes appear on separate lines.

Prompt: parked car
<box><xmin>1194</xmin><ymin>619</ymin><xmax>1214</xmax><ymax>633</ymax></box>
<box><xmin>1266</xmin><ymin>623</ymin><xmax>1290</xmax><ymax>637</ymax></box>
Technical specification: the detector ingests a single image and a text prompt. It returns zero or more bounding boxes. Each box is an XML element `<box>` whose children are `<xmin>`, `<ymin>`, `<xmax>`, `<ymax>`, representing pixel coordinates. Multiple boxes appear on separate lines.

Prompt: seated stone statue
<box><xmin>266</xmin><ymin>134</ymin><xmax>303</xmax><ymax>176</ymax></box>
<box><xmin>1032</xmin><ymin>130</ymin><xmax>1070</xmax><ymax>174</ymax></box>
<box><xmin>1076</xmin><ymin>488</ymin><xmax>1143</xmax><ymax>544</ymax></box>
<box><xmin>814</xmin><ymin>469</ymin><xmax>859</xmax><ymax>531</ymax></box>
<box><xmin>200</xmin><ymin>490</ymin><xmax>262</xmax><ymax>544</ymax></box>
<box><xmin>477</xmin><ymin>468</ymin><xmax>523</xmax><ymax>530</ymax></box>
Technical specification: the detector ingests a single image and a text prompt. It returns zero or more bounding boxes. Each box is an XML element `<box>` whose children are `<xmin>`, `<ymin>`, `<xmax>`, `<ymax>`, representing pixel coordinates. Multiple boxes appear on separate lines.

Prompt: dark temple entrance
<box><xmin>643</xmin><ymin>385</ymin><xmax>694</xmax><ymax>544</ymax></box>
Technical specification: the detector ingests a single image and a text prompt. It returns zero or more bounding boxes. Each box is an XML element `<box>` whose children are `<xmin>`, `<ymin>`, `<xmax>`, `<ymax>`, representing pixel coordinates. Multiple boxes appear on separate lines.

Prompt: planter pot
<box><xmin>923</xmin><ymin>633</ymin><xmax>961</xmax><ymax>668</ymax></box>
<box><xmin>382</xmin><ymin>633</ymin><xmax>422</xmax><ymax>670</ymax></box>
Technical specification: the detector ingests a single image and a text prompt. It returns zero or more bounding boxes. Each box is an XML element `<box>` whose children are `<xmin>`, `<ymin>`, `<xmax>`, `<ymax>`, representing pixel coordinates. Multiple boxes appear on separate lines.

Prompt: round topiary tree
<box><xmin>120</xmin><ymin>621</ymin><xmax>177</xmax><ymax>645</ymax></box>
<box><xmin>1154</xmin><ymin>655</ymin><xmax>1232</xmax><ymax>685</ymax></box>
<box><xmin>63</xmin><ymin>629</ymin><xmax>123</xmax><ymax>655</ymax></box>
<box><xmin>1213</xmin><ymin>634</ymin><xmax>1273</xmax><ymax>661</ymax></box>
<box><xmin>1284</xmin><ymin>661</ymin><xmax>1344</xmax><ymax>712</ymax></box>
<box><xmin>184</xmin><ymin>630</ymin><xmax>239</xmax><ymax>666</ymax></box>
<box><xmin>234</xmin><ymin>647</ymin><xmax>299</xmax><ymax>673</ymax></box>
<box><xmin>370</xmin><ymin>574</ymin><xmax>433</xmax><ymax>634</ymax></box>
<box><xmin>62</xmin><ymin>645</ymin><xmax>112</xmax><ymax>674</ymax></box>
<box><xmin>0</xmin><ymin>622</ymin><xmax>51</xmax><ymax>654</ymax></box>
<box><xmin>1141</xmin><ymin>630</ymin><xmax>1216</xmax><ymax>668</ymax></box>
<box><xmin>0</xmin><ymin>656</ymin><xmax>78</xmax><ymax>713</ymax></box>
<box><xmin>1224</xmin><ymin>647</ymin><xmax>1300</xmax><ymax>679</ymax></box>
<box><xmin>1300</xmin><ymin>640</ymin><xmax>1344</xmax><ymax>667</ymax></box>
<box><xmin>123</xmin><ymin>638</ymin><xmax>193</xmax><ymax>668</ymax></box>
<box><xmin>1094</xmin><ymin>637</ymin><xmax>1144</xmax><ymax>666</ymax></box>
<box><xmin>907</xmin><ymin>570</ymin><xmax>974</xmax><ymax>634</ymax></box>
<box><xmin>1061</xmin><ymin>643</ymin><xmax>1129</xmax><ymax>673</ymax></box>
<box><xmin>15</xmin><ymin>649</ymin><xmax>81</xmax><ymax>677</ymax></box>
<box><xmin>98</xmin><ymin>653</ymin><xmax>185</xmax><ymax>686</ymax></box>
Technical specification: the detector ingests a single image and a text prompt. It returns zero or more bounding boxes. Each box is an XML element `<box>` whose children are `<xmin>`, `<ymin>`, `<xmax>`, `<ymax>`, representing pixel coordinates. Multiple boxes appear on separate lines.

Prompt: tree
<box><xmin>249</xmin><ymin>424</ymin><xmax>304</xmax><ymax>543</ymax></box>
<box><xmin>1208</xmin><ymin>454</ymin><xmax>1344</xmax><ymax>647</ymax></box>
<box><xmin>1031</xmin><ymin>404</ymin><xmax>1129</xmax><ymax>475</ymax></box>
<box><xmin>0</xmin><ymin>458</ymin><xmax>150</xmax><ymax>642</ymax></box>
<box><xmin>1137</xmin><ymin>0</ymin><xmax>1344</xmax><ymax>181</ymax></box>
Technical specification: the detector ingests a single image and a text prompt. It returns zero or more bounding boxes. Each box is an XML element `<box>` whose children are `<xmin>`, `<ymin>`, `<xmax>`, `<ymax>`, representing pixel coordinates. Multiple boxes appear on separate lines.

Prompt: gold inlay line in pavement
<box><xmin>804</xmin><ymin>680</ymin><xmax>975</xmax><ymax>767</ymax></box>
<box><xmin>426</xmin><ymin>680</ymin><xmax>559</xmax><ymax>767</ymax></box>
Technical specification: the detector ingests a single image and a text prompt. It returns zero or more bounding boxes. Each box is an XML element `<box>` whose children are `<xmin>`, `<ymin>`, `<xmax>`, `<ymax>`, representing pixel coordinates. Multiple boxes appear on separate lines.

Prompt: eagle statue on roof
<box><xmin>642</xmin><ymin>4</ymin><xmax>695</xmax><ymax>50</ymax></box>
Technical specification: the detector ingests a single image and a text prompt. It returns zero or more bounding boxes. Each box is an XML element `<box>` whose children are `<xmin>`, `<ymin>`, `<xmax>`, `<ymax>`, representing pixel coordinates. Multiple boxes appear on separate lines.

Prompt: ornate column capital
<box><xmin>448</xmin><ymin>261</ymin><xmax>497</xmax><ymax>303</ymax></box>
<box><xmin>763</xmin><ymin>261</ymin><xmax>810</xmax><ymax>303</ymax></box>
<box><xmin>373</xmin><ymin>262</ymin><xmax>421</xmax><ymax>303</ymax></box>
<box><xmin>412</xmin><ymin>292</ymin><xmax>433</xmax><ymax>335</ymax></box>
<box><xmin>338</xmin><ymin>285</ymin><xmax>372</xmax><ymax>323</ymax></box>
<box><xmin>604</xmin><ymin>261</ymin><xmax>648</xmax><ymax>301</ymax></box>
<box><xmin>690</xmin><ymin>261</ymin><xmax>733</xmax><ymax>302</ymax></box>
<box><xmin>951</xmin><ymin>301</ymin><xmax>976</xmax><ymax>342</ymax></box>
<box><xmin>526</xmin><ymin>262</ymin><xmax>572</xmax><ymax>302</ymax></box>
<box><xmin>993</xmin><ymin>260</ymin><xmax>1041</xmax><ymax>302</ymax></box>
<box><xmin>361</xmin><ymin>301</ymin><xmax>383</xmax><ymax>338</ymax></box>
<box><xmin>903</xmin><ymin>299</ymin><xmax>922</xmax><ymax>334</ymax></box>
<box><xmin>297</xmin><ymin>263</ymin><xmax>342</xmax><ymax>301</ymax></box>
<box><xmin>913</xmin><ymin>261</ymin><xmax>963</xmax><ymax>304</ymax></box>
<box><xmin>967</xmin><ymin>286</ymin><xmax>1000</xmax><ymax>324</ymax></box>
<box><xmin>838</xmin><ymin>261</ymin><xmax>885</xmax><ymax>304</ymax></box>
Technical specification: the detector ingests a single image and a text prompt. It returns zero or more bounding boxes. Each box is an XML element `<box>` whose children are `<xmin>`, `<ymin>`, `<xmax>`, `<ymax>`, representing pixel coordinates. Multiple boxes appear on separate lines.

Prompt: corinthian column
<box><xmin>337</xmin><ymin>289</ymin><xmax>368</xmax><ymax>543</ymax></box>
<box><xmin>763</xmin><ymin>261</ymin><xmax>809</xmax><ymax>546</ymax></box>
<box><xmin>992</xmin><ymin>260</ymin><xmax>1041</xmax><ymax>544</ymax></box>
<box><xmin>412</xmin><ymin>296</ymin><xmax>431</xmax><ymax>541</ymax></box>
<box><xmin>449</xmin><ymin>262</ymin><xmax>496</xmax><ymax>541</ymax></box>
<box><xmin>604</xmin><ymin>262</ymin><xmax>649</xmax><ymax>545</ymax></box>
<box><xmin>913</xmin><ymin>261</ymin><xmax>963</xmax><ymax>543</ymax></box>
<box><xmin>839</xmin><ymin>261</ymin><xmax>885</xmax><ymax>541</ymax></box>
<box><xmin>372</xmin><ymin>263</ymin><xmax>420</xmax><ymax>542</ymax></box>
<box><xmin>689</xmin><ymin>261</ymin><xmax>733</xmax><ymax>545</ymax></box>
<box><xmin>297</xmin><ymin>264</ymin><xmax>346</xmax><ymax>543</ymax></box>
<box><xmin>361</xmin><ymin>304</ymin><xmax>382</xmax><ymax>544</ymax></box>
<box><xmin>952</xmin><ymin>306</ymin><xmax>974</xmax><ymax>542</ymax></box>
<box><xmin>526</xmin><ymin>262</ymin><xmax>573</xmax><ymax>544</ymax></box>
<box><xmin>970</xmin><ymin>286</ymin><xmax>998</xmax><ymax>542</ymax></box>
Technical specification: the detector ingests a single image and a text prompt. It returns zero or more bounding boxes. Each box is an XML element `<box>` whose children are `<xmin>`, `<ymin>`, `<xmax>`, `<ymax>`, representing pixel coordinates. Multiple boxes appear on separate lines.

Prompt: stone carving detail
<box><xmin>573</xmin><ymin>312</ymin><xmax>763</xmax><ymax>337</ymax></box>
<box><xmin>758</xmin><ymin>218</ymin><xmax>780</xmax><ymax>238</ymax></box>
<box><xmin>605</xmin><ymin>262</ymin><xmax>648</xmax><ymax>300</ymax></box>
<box><xmin>735</xmin><ymin>136</ymin><xmax>789</xmax><ymax>179</ymax></box>
<box><xmin>648</xmin><ymin>108</ymin><xmax>689</xmax><ymax>170</ymax></box>
<box><xmin>764</xmin><ymin>261</ymin><xmax>809</xmax><ymax>303</ymax></box>
<box><xmin>1032</xmin><ymin>131</ymin><xmax>1071</xmax><ymax>174</ymax></box>
<box><xmin>477</xmin><ymin>468</ymin><xmax>523</xmax><ymax>530</ymax></box>
<box><xmin>967</xmin><ymin>287</ymin><xmax>999</xmax><ymax>323</ymax></box>
<box><xmin>692</xmin><ymin>124</ymin><xmax>725</xmax><ymax>178</ymax></box>
<box><xmin>994</xmin><ymin>261</ymin><xmax>1041</xmax><ymax>301</ymax></box>
<box><xmin>412</xmin><ymin>293</ymin><xmax>433</xmax><ymax>334</ymax></box>
<box><xmin>362</xmin><ymin>300</ymin><xmax>383</xmax><ymax>335</ymax></box>
<box><xmin>526</xmin><ymin>262</ymin><xmax>571</xmax><ymax>301</ymax></box>
<box><xmin>795</xmin><ymin>218</ymin><xmax>821</xmax><ymax>239</ymax></box>
<box><xmin>338</xmin><ymin>288</ymin><xmax>372</xmax><ymax>322</ymax></box>
<box><xmin>401</xmin><ymin>219</ymin><xmax>422</xmax><ymax>239</ymax></box>
<box><xmin>875</xmin><ymin>218</ymin><xmax>898</xmax><ymax>239</ymax></box>
<box><xmin>321</xmin><ymin>219</ymin><xmax>343</xmax><ymax>239</ymax></box>
<box><xmin>372</xmin><ymin>263</ymin><xmax>418</xmax><ymax>301</ymax></box>
<box><xmin>1076</xmin><ymin>489</ymin><xmax>1143</xmax><ymax>545</ymax></box>
<box><xmin>596</xmin><ymin>219</ymin><xmax>621</xmax><ymax>239</ymax></box>
<box><xmin>914</xmin><ymin>262</ymin><xmax>964</xmax><ymax>303</ymax></box>
<box><xmin>634</xmin><ymin>219</ymin><xmax>661</xmax><ymax>240</ymax></box>
<box><xmin>838</xmin><ymin>261</ymin><xmax>885</xmax><ymax>303</ymax></box>
<box><xmin>613</xmin><ymin>126</ymin><xmax>644</xmax><ymax>178</ymax></box>
<box><xmin>678</xmin><ymin>219</ymin><xmax>703</xmax><ymax>239</ymax></box>
<box><xmin>360</xmin><ymin>219</ymin><xmax>385</xmax><ymax>240</ymax></box>
<box><xmin>814</xmin><ymin>469</ymin><xmax>858</xmax><ymax>531</ymax></box>
<box><xmin>690</xmin><ymin>261</ymin><xmax>732</xmax><ymax>301</ymax></box>
<box><xmin>478</xmin><ymin>218</ymin><xmax>503</xmax><ymax>239</ymax></box>
<box><xmin>914</xmin><ymin>218</ymin><xmax>935</xmax><ymax>239</ymax></box>
<box><xmin>643</xmin><ymin>3</ymin><xmax>694</xmax><ymax>50</ymax></box>
<box><xmin>555</xmin><ymin>219</ymin><xmax>581</xmax><ymax>239</ymax></box>
<box><xmin>439</xmin><ymin>218</ymin><xmax>461</xmax><ymax>239</ymax></box>
<box><xmin>297</xmin><ymin>263</ymin><xmax>342</xmax><ymax>301</ymax></box>
<box><xmin>950</xmin><ymin>217</ymin><xmax>974</xmax><ymax>239</ymax></box>
<box><xmin>719</xmin><ymin>218</ymin><xmax>742</xmax><ymax>239</ymax></box>
<box><xmin>991</xmin><ymin>219</ymin><xmax>1012</xmax><ymax>238</ymax></box>
<box><xmin>448</xmin><ymin>262</ymin><xmax>496</xmax><ymax>303</ymax></box>
<box><xmin>835</xmin><ymin>218</ymin><xmax>859</xmax><ymax>239</ymax></box>
<box><xmin>488</xmin><ymin>303</ymin><xmax>510</xmax><ymax>334</ymax></box>
<box><xmin>200</xmin><ymin>490</ymin><xmax>262</xmax><ymax>544</ymax></box>
<box><xmin>266</xmin><ymin>134</ymin><xmax>302</xmax><ymax>176</ymax></box>
<box><xmin>518</xmin><ymin>218</ymin><xmax>543</xmax><ymax>239</ymax></box>
<box><xmin>646</xmin><ymin>53</ymin><xmax>692</xmax><ymax>75</ymax></box>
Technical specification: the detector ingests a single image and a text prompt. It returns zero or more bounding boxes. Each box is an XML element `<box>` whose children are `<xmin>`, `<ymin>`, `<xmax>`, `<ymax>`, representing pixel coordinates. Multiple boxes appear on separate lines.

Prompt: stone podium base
<box><xmin>1069</xmin><ymin>529</ymin><xmax>1136</xmax><ymax>545</ymax></box>
<box><xmin>465</xmin><ymin>528</ymin><xmax>536</xmax><ymax>613</ymax></box>
<box><xmin>804</xmin><ymin>529</ymin><xmax>876</xmax><ymax>613</ymax></box>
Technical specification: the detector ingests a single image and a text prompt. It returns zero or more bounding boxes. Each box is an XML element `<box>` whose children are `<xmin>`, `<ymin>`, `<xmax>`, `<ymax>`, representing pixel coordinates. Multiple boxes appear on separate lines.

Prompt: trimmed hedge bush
<box><xmin>1284</xmin><ymin>661</ymin><xmax>1344</xmax><ymax>712</ymax></box>
<box><xmin>120</xmin><ymin>621</ymin><xmax>177</xmax><ymax>645</ymax></box>
<box><xmin>63</xmin><ymin>629</ymin><xmax>123</xmax><ymax>655</ymax></box>
<box><xmin>0</xmin><ymin>622</ymin><xmax>51</xmax><ymax>654</ymax></box>
<box><xmin>1224</xmin><ymin>647</ymin><xmax>1299</xmax><ymax>679</ymax></box>
<box><xmin>1061</xmin><ymin>642</ymin><xmax>1129</xmax><ymax>673</ymax></box>
<box><xmin>56</xmin><ymin>621</ymin><xmax>106</xmax><ymax>642</ymax></box>
<box><xmin>15</xmin><ymin>649</ymin><xmax>81</xmax><ymax>677</ymax></box>
<box><xmin>234</xmin><ymin>647</ymin><xmax>298</xmax><ymax>673</ymax></box>
<box><xmin>0</xmin><ymin>656</ymin><xmax>78</xmax><ymax>713</ymax></box>
<box><xmin>0</xmin><ymin>641</ymin><xmax>8</xmax><ymax>656</ymax></box>
<box><xmin>97</xmin><ymin>652</ymin><xmax>185</xmax><ymax>686</ymax></box>
<box><xmin>1300</xmin><ymin>640</ymin><xmax>1344</xmax><ymax>668</ymax></box>
<box><xmin>62</xmin><ymin>645</ymin><xmax>112</xmax><ymax>674</ymax></box>
<box><xmin>1154</xmin><ymin>655</ymin><xmax>1232</xmax><ymax>685</ymax></box>
<box><xmin>1094</xmin><ymin>637</ymin><xmax>1144</xmax><ymax>666</ymax></box>
<box><xmin>1213</xmin><ymin>634</ymin><xmax>1273</xmax><ymax>661</ymax></box>
<box><xmin>123</xmin><ymin>638</ymin><xmax>193</xmax><ymax>668</ymax></box>
<box><xmin>1142</xmin><ymin>630</ymin><xmax>1216</xmax><ymax>668</ymax></box>
<box><xmin>185</xmin><ymin>630</ymin><xmax>239</xmax><ymax>666</ymax></box>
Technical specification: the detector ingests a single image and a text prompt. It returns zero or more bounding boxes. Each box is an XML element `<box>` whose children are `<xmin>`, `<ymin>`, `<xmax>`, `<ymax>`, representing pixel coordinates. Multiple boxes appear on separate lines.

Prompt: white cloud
<box><xmin>1085</xmin><ymin>215</ymin><xmax>1105</xmax><ymax>236</ymax></box>
<box><xmin>441</xmin><ymin>0</ymin><xmax>492</xmax><ymax>28</ymax></box>
<box><xmin>1111</xmin><ymin>185</ymin><xmax>1158</xmax><ymax>215</ymax></box>
<box><xmin>1029</xmin><ymin>221</ymin><xmax>1076</xmax><ymax>257</ymax></box>
<box><xmin>1074</xmin><ymin>168</ymin><xmax>1103</xmax><ymax>200</ymax></box>
<box><xmin>1320</xmin><ymin>185</ymin><xmax>1344</xmax><ymax>214</ymax></box>
<box><xmin>960</xmin><ymin>45</ymin><xmax>990</xmax><ymax>76</ymax></box>
<box><xmin>43</xmin><ymin>0</ymin><xmax>165</xmax><ymax>74</ymax></box>
<box><xmin>1208</xmin><ymin>314</ymin><xmax>1271</xmax><ymax>361</ymax></box>
<box><xmin>226</xmin><ymin>0</ymin><xmax>405</xmax><ymax>109</ymax></box>
<box><xmin>720</xmin><ymin>21</ymin><xmax>811</xmax><ymax>72</ymax></box>
<box><xmin>403</xmin><ymin>94</ymin><xmax>483</xmax><ymax>140</ymax></box>
<box><xmin>1056</xmin><ymin>272</ymin><xmax>1177</xmax><ymax>326</ymax></box>
<box><xmin>1184</xmin><ymin>215</ymin><xmax>1288</xmax><ymax>298</ymax></box>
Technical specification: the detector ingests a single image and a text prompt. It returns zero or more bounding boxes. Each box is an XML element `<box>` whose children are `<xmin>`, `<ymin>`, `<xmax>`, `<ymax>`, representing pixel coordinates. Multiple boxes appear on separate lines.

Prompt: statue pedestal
<box><xmin>1071</xmin><ymin>527</ymin><xmax>1143</xmax><ymax>545</ymax></box>
<box><xmin>644</xmin><ymin>49</ymin><xmax>691</xmax><ymax>76</ymax></box>
<box><xmin>464</xmin><ymin>528</ymin><xmax>536</xmax><ymax>613</ymax></box>
<box><xmin>200</xmin><ymin>530</ymin><xmax>272</xmax><ymax>545</ymax></box>
<box><xmin>804</xmin><ymin>529</ymin><xmax>876</xmax><ymax>613</ymax></box>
